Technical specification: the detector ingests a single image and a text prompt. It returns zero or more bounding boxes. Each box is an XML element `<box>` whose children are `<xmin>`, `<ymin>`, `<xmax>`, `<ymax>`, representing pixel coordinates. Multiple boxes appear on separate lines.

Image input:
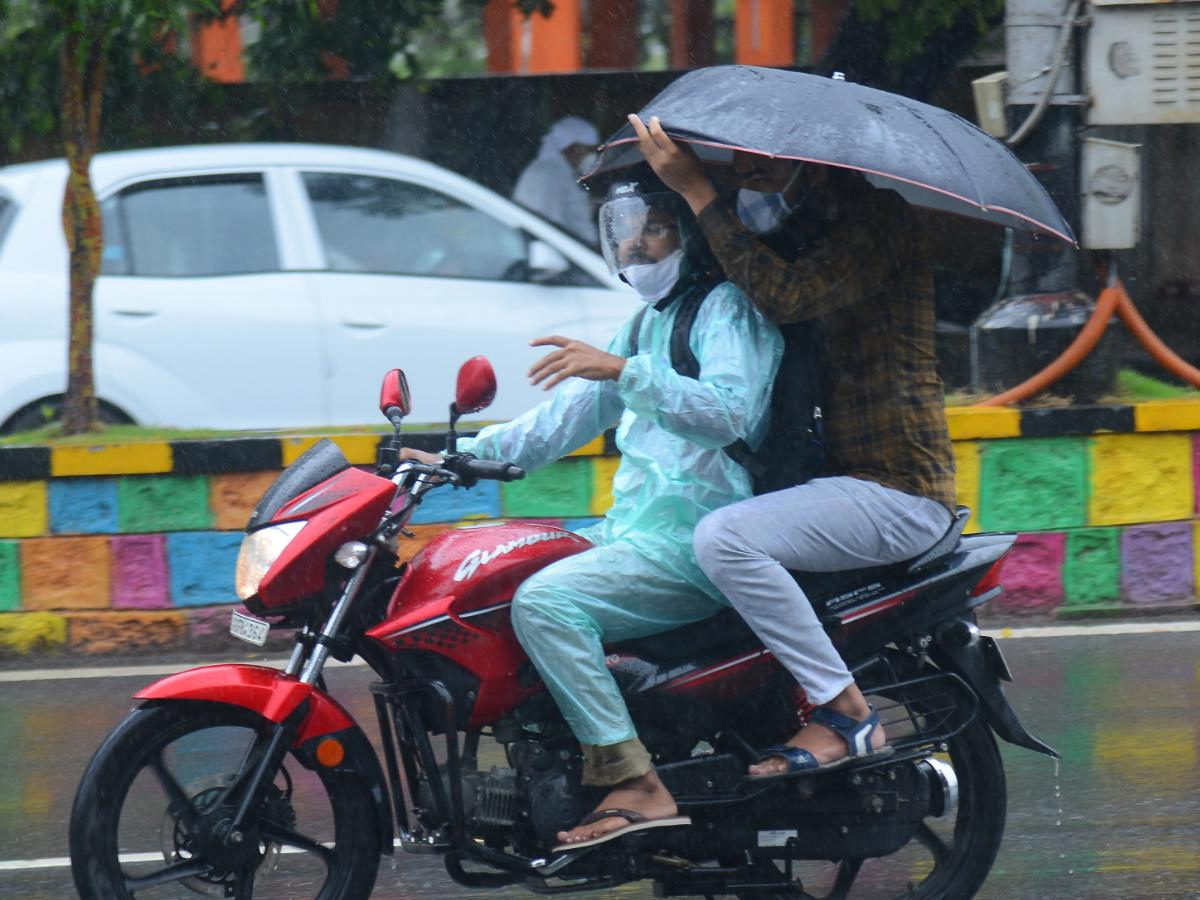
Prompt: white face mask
<box><xmin>736</xmin><ymin>164</ymin><xmax>806</xmax><ymax>235</ymax></box>
<box><xmin>620</xmin><ymin>249</ymin><xmax>685</xmax><ymax>303</ymax></box>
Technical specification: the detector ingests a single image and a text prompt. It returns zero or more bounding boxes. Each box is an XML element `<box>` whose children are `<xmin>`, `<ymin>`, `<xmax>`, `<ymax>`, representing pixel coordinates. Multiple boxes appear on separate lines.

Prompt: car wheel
<box><xmin>0</xmin><ymin>395</ymin><xmax>135</xmax><ymax>435</ymax></box>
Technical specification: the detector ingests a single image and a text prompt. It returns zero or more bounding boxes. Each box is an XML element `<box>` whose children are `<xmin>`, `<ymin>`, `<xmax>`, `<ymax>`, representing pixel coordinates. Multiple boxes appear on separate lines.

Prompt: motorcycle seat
<box><xmin>793</xmin><ymin>505</ymin><xmax>970</xmax><ymax>603</ymax></box>
<box><xmin>613</xmin><ymin>508</ymin><xmax>970</xmax><ymax>663</ymax></box>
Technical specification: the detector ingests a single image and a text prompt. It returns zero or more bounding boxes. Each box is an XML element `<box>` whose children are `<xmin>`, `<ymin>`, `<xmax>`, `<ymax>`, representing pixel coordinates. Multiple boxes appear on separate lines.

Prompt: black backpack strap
<box><xmin>667</xmin><ymin>285</ymin><xmax>706</xmax><ymax>379</ymax></box>
<box><xmin>666</xmin><ymin>284</ymin><xmax>769</xmax><ymax>477</ymax></box>
<box><xmin>625</xmin><ymin>304</ymin><xmax>650</xmax><ymax>358</ymax></box>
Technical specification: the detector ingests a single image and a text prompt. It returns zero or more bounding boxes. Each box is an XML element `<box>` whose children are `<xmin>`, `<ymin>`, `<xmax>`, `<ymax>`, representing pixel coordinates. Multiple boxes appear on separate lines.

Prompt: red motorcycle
<box><xmin>69</xmin><ymin>357</ymin><xmax>1054</xmax><ymax>900</ymax></box>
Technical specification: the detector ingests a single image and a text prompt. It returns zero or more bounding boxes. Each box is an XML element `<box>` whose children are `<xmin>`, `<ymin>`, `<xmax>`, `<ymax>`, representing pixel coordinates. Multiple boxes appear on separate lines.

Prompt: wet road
<box><xmin>1</xmin><ymin>626</ymin><xmax>1197</xmax><ymax>899</ymax></box>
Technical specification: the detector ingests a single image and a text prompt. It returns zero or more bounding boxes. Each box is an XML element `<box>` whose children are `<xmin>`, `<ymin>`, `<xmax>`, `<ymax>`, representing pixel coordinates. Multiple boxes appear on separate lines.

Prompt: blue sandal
<box><xmin>751</xmin><ymin>705</ymin><xmax>892</xmax><ymax>779</ymax></box>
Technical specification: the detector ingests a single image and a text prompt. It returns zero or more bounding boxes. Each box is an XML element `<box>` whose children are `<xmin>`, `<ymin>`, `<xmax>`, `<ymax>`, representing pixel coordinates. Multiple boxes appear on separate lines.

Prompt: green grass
<box><xmin>0</xmin><ymin>419</ymin><xmax>497</xmax><ymax>448</ymax></box>
<box><xmin>1115</xmin><ymin>368</ymin><xmax>1197</xmax><ymax>400</ymax></box>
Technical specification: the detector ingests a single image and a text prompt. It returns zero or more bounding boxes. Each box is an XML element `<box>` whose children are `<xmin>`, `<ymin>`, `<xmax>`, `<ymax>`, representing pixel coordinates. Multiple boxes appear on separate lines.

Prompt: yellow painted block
<box><xmin>945</xmin><ymin>406</ymin><xmax>1021</xmax><ymax>440</ymax></box>
<box><xmin>0</xmin><ymin>612</ymin><xmax>67</xmax><ymax>654</ymax></box>
<box><xmin>589</xmin><ymin>456</ymin><xmax>621</xmax><ymax>516</ymax></box>
<box><xmin>1089</xmin><ymin>433</ymin><xmax>1194</xmax><ymax>526</ymax></box>
<box><xmin>0</xmin><ymin>481</ymin><xmax>48</xmax><ymax>538</ymax></box>
<box><xmin>281</xmin><ymin>434</ymin><xmax>382</xmax><ymax>467</ymax></box>
<box><xmin>1134</xmin><ymin>398</ymin><xmax>1200</xmax><ymax>433</ymax></box>
<box><xmin>51</xmin><ymin>442</ymin><xmax>171</xmax><ymax>477</ymax></box>
<box><xmin>1194</xmin><ymin>523</ymin><xmax>1200</xmax><ymax>607</ymax></box>
<box><xmin>951</xmin><ymin>441</ymin><xmax>981</xmax><ymax>533</ymax></box>
<box><xmin>567</xmin><ymin>436</ymin><xmax>607</xmax><ymax>458</ymax></box>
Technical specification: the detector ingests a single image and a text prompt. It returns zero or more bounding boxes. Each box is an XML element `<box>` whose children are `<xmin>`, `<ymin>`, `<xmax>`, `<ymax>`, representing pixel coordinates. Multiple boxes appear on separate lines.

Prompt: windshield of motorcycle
<box><xmin>246</xmin><ymin>438</ymin><xmax>351</xmax><ymax>532</ymax></box>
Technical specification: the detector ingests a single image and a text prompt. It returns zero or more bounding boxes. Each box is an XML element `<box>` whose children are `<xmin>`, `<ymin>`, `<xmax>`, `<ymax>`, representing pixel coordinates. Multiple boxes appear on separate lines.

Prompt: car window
<box><xmin>100</xmin><ymin>175</ymin><xmax>277</xmax><ymax>277</ymax></box>
<box><xmin>302</xmin><ymin>172</ymin><xmax>529</xmax><ymax>281</ymax></box>
<box><xmin>0</xmin><ymin>195</ymin><xmax>15</xmax><ymax>251</ymax></box>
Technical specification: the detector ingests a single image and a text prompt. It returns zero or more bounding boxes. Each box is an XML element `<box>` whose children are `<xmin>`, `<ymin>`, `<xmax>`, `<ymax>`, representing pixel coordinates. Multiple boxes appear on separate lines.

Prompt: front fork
<box><xmin>222</xmin><ymin>549</ymin><xmax>382</xmax><ymax>844</ymax></box>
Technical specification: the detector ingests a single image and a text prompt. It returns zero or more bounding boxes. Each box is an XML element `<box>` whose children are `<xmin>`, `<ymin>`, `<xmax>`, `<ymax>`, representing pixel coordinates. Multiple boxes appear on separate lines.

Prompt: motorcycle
<box><xmin>69</xmin><ymin>356</ymin><xmax>1055</xmax><ymax>900</ymax></box>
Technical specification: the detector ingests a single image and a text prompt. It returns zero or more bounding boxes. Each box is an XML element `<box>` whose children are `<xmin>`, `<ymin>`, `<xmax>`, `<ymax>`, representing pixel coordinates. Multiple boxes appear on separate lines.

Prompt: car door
<box><xmin>95</xmin><ymin>171</ymin><xmax>325</xmax><ymax>429</ymax></box>
<box><xmin>293</xmin><ymin>169</ymin><xmax>624</xmax><ymax>426</ymax></box>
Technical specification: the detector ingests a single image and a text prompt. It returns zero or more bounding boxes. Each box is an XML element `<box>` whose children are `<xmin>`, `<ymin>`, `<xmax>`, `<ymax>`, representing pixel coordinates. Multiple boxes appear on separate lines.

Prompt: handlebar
<box><xmin>400</xmin><ymin>454</ymin><xmax>525</xmax><ymax>484</ymax></box>
<box><xmin>456</xmin><ymin>456</ymin><xmax>526</xmax><ymax>482</ymax></box>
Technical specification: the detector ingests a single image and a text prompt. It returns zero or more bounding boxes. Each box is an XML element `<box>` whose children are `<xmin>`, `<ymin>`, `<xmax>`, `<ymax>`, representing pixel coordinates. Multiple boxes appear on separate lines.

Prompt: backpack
<box><xmin>627</xmin><ymin>287</ymin><xmax>825</xmax><ymax>495</ymax></box>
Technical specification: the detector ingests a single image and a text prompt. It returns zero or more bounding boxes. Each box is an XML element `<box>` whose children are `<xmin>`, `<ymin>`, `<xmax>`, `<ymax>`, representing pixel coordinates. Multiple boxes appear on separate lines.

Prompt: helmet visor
<box><xmin>597</xmin><ymin>192</ymin><xmax>685</xmax><ymax>274</ymax></box>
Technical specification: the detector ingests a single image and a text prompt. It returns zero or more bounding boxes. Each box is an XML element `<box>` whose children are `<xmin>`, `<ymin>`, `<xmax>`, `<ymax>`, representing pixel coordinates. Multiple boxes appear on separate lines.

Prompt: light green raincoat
<box><xmin>459</xmin><ymin>280</ymin><xmax>782</xmax><ymax>747</ymax></box>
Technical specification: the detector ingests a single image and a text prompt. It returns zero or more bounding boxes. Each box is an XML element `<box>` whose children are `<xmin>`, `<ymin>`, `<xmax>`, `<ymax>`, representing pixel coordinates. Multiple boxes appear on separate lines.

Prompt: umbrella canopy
<box><xmin>588</xmin><ymin>65</ymin><xmax>1076</xmax><ymax>245</ymax></box>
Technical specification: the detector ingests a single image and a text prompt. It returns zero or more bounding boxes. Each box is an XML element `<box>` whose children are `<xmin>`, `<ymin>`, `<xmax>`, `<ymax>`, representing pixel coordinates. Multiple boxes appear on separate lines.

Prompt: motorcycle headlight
<box><xmin>235</xmin><ymin>522</ymin><xmax>307</xmax><ymax>600</ymax></box>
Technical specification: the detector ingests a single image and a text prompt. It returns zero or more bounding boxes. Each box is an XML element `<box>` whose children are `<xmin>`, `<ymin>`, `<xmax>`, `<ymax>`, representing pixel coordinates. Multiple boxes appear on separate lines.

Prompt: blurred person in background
<box><xmin>512</xmin><ymin>116</ymin><xmax>600</xmax><ymax>245</ymax></box>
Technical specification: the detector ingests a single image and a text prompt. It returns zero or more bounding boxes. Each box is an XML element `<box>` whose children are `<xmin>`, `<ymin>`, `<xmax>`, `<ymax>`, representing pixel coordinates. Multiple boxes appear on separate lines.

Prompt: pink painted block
<box><xmin>187</xmin><ymin>605</ymin><xmax>241</xmax><ymax>640</ymax></box>
<box><xmin>993</xmin><ymin>532</ymin><xmax>1065</xmax><ymax>613</ymax></box>
<box><xmin>110</xmin><ymin>535</ymin><xmax>169</xmax><ymax>609</ymax></box>
<box><xmin>1121</xmin><ymin>522</ymin><xmax>1194</xmax><ymax>604</ymax></box>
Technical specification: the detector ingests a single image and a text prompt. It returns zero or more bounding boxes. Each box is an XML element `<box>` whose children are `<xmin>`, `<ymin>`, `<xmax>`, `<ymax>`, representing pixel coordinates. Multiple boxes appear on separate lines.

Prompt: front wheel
<box><xmin>69</xmin><ymin>701</ymin><xmax>381</xmax><ymax>900</ymax></box>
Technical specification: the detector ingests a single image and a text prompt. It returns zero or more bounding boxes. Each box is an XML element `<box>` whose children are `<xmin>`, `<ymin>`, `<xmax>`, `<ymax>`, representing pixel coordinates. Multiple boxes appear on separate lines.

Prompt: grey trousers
<box><xmin>693</xmin><ymin>476</ymin><xmax>953</xmax><ymax>706</ymax></box>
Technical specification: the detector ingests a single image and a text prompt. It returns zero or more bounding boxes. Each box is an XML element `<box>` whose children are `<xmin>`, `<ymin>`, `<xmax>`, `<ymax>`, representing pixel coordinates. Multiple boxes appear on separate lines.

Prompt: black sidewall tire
<box><xmin>736</xmin><ymin>671</ymin><xmax>1008</xmax><ymax>900</ymax></box>
<box><xmin>69</xmin><ymin>700</ymin><xmax>382</xmax><ymax>900</ymax></box>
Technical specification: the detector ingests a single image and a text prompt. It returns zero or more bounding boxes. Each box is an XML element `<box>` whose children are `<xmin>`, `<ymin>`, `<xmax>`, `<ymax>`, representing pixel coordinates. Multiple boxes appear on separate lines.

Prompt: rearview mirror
<box><xmin>379</xmin><ymin>369</ymin><xmax>412</xmax><ymax>422</ymax></box>
<box><xmin>454</xmin><ymin>357</ymin><xmax>497</xmax><ymax>416</ymax></box>
<box><xmin>527</xmin><ymin>240</ymin><xmax>570</xmax><ymax>282</ymax></box>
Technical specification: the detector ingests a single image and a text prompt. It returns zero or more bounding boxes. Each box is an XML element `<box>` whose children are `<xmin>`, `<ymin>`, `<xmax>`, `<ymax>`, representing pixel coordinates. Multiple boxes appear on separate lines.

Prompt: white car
<box><xmin>0</xmin><ymin>143</ymin><xmax>638</xmax><ymax>431</ymax></box>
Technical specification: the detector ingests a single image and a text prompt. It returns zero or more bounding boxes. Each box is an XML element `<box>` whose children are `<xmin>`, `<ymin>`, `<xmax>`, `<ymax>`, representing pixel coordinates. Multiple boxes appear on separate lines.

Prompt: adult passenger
<box><xmin>403</xmin><ymin>176</ymin><xmax>782</xmax><ymax>844</ymax></box>
<box><xmin>630</xmin><ymin>113</ymin><xmax>956</xmax><ymax>777</ymax></box>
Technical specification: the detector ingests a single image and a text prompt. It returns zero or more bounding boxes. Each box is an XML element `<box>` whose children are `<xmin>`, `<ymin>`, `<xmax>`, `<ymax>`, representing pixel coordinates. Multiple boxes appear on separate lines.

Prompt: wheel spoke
<box><xmin>234</xmin><ymin>864</ymin><xmax>257</xmax><ymax>900</ymax></box>
<box><xmin>148</xmin><ymin>750</ymin><xmax>200</xmax><ymax>826</ymax></box>
<box><xmin>915</xmin><ymin>822</ymin><xmax>952</xmax><ymax>868</ymax></box>
<box><xmin>260</xmin><ymin>821</ymin><xmax>336</xmax><ymax>866</ymax></box>
<box><xmin>825</xmin><ymin>858</ymin><xmax>862</xmax><ymax>900</ymax></box>
<box><xmin>124</xmin><ymin>858</ymin><xmax>209</xmax><ymax>893</ymax></box>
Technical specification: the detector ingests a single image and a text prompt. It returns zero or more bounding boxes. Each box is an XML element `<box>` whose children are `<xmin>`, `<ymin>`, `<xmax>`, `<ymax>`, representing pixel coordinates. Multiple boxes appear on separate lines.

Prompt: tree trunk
<box><xmin>59</xmin><ymin>27</ymin><xmax>106</xmax><ymax>435</ymax></box>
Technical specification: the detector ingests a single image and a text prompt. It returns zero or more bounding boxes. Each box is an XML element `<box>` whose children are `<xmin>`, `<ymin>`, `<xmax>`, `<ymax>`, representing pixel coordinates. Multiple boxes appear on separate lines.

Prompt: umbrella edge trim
<box><xmin>595</xmin><ymin>135</ymin><xmax>1077</xmax><ymax>245</ymax></box>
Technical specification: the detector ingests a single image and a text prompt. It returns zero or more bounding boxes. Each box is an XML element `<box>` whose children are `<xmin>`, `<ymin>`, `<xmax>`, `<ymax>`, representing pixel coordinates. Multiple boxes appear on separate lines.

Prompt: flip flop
<box><xmin>550</xmin><ymin>807</ymin><xmax>692</xmax><ymax>853</ymax></box>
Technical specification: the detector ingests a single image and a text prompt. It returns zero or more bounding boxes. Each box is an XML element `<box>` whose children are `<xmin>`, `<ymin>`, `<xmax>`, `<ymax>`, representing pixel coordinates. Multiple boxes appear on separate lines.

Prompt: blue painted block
<box><xmin>562</xmin><ymin>517</ymin><xmax>603</xmax><ymax>535</ymax></box>
<box><xmin>49</xmin><ymin>478</ymin><xmax>118</xmax><ymax>534</ymax></box>
<box><xmin>166</xmin><ymin>531</ymin><xmax>243</xmax><ymax>607</ymax></box>
<box><xmin>410</xmin><ymin>481</ymin><xmax>501</xmax><ymax>525</ymax></box>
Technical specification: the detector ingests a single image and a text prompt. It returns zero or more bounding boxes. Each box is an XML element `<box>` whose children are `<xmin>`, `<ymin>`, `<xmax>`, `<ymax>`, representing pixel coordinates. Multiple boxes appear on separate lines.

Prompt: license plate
<box><xmin>230</xmin><ymin>610</ymin><xmax>270</xmax><ymax>646</ymax></box>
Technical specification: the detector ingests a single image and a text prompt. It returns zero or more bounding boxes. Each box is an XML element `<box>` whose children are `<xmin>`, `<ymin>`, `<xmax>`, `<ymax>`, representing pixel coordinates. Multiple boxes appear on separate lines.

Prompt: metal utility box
<box><xmin>1086</xmin><ymin>0</ymin><xmax>1200</xmax><ymax>125</ymax></box>
<box><xmin>1081</xmin><ymin>137</ymin><xmax>1142</xmax><ymax>249</ymax></box>
<box><xmin>972</xmin><ymin>71</ymin><xmax>1010</xmax><ymax>138</ymax></box>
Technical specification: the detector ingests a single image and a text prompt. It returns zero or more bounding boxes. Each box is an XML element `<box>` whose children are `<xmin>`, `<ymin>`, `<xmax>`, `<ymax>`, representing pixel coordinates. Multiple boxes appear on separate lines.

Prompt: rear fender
<box><xmin>136</xmin><ymin>664</ymin><xmax>394</xmax><ymax>851</ymax></box>
<box><xmin>931</xmin><ymin>626</ymin><xmax>1059</xmax><ymax>758</ymax></box>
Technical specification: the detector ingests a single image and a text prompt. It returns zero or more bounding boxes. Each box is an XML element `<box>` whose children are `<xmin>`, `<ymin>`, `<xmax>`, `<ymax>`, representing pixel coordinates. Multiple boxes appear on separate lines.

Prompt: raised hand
<box><xmin>528</xmin><ymin>335</ymin><xmax>626</xmax><ymax>390</ymax></box>
<box><xmin>627</xmin><ymin>114</ymin><xmax>718</xmax><ymax>214</ymax></box>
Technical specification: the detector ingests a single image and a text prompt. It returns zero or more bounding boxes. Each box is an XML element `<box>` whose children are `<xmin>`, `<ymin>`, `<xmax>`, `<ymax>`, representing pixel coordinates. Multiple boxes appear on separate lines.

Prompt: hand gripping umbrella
<box><xmin>587</xmin><ymin>65</ymin><xmax>1076</xmax><ymax>245</ymax></box>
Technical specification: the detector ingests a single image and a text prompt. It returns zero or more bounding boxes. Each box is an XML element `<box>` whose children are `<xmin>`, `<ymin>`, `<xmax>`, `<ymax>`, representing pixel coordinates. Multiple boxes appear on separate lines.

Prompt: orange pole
<box><xmin>513</xmin><ymin>0</ymin><xmax>582</xmax><ymax>74</ymax></box>
<box><xmin>736</xmin><ymin>0</ymin><xmax>795</xmax><ymax>67</ymax></box>
<box><xmin>191</xmin><ymin>0</ymin><xmax>244</xmax><ymax>83</ymax></box>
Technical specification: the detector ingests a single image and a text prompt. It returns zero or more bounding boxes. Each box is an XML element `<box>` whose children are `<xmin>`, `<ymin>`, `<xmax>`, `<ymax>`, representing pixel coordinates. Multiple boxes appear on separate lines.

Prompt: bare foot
<box><xmin>555</xmin><ymin>770</ymin><xmax>678</xmax><ymax>846</ymax></box>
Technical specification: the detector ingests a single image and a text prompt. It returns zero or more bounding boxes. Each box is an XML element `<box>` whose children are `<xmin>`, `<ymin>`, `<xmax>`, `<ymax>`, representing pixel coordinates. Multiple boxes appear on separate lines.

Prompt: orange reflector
<box><xmin>316</xmin><ymin>738</ymin><xmax>345</xmax><ymax>768</ymax></box>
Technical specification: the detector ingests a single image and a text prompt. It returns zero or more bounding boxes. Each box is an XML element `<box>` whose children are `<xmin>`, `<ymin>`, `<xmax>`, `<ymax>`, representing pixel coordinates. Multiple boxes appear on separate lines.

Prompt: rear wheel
<box><xmin>736</xmin><ymin>655</ymin><xmax>1007</xmax><ymax>900</ymax></box>
<box><xmin>69</xmin><ymin>701</ymin><xmax>381</xmax><ymax>900</ymax></box>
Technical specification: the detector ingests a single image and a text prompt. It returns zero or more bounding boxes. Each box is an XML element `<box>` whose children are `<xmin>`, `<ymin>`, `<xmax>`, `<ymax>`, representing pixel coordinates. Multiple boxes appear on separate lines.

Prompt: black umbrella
<box><xmin>587</xmin><ymin>65</ymin><xmax>1075</xmax><ymax>245</ymax></box>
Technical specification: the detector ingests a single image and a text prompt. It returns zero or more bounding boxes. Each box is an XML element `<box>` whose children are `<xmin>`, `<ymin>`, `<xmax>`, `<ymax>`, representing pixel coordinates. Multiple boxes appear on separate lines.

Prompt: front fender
<box><xmin>136</xmin><ymin>664</ymin><xmax>353</xmax><ymax>743</ymax></box>
<box><xmin>136</xmin><ymin>664</ymin><xmax>394</xmax><ymax>851</ymax></box>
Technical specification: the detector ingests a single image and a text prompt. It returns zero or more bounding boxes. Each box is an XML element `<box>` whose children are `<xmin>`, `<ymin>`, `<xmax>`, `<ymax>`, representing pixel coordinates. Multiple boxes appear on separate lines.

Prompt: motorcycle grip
<box><xmin>462</xmin><ymin>458</ymin><xmax>525</xmax><ymax>481</ymax></box>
